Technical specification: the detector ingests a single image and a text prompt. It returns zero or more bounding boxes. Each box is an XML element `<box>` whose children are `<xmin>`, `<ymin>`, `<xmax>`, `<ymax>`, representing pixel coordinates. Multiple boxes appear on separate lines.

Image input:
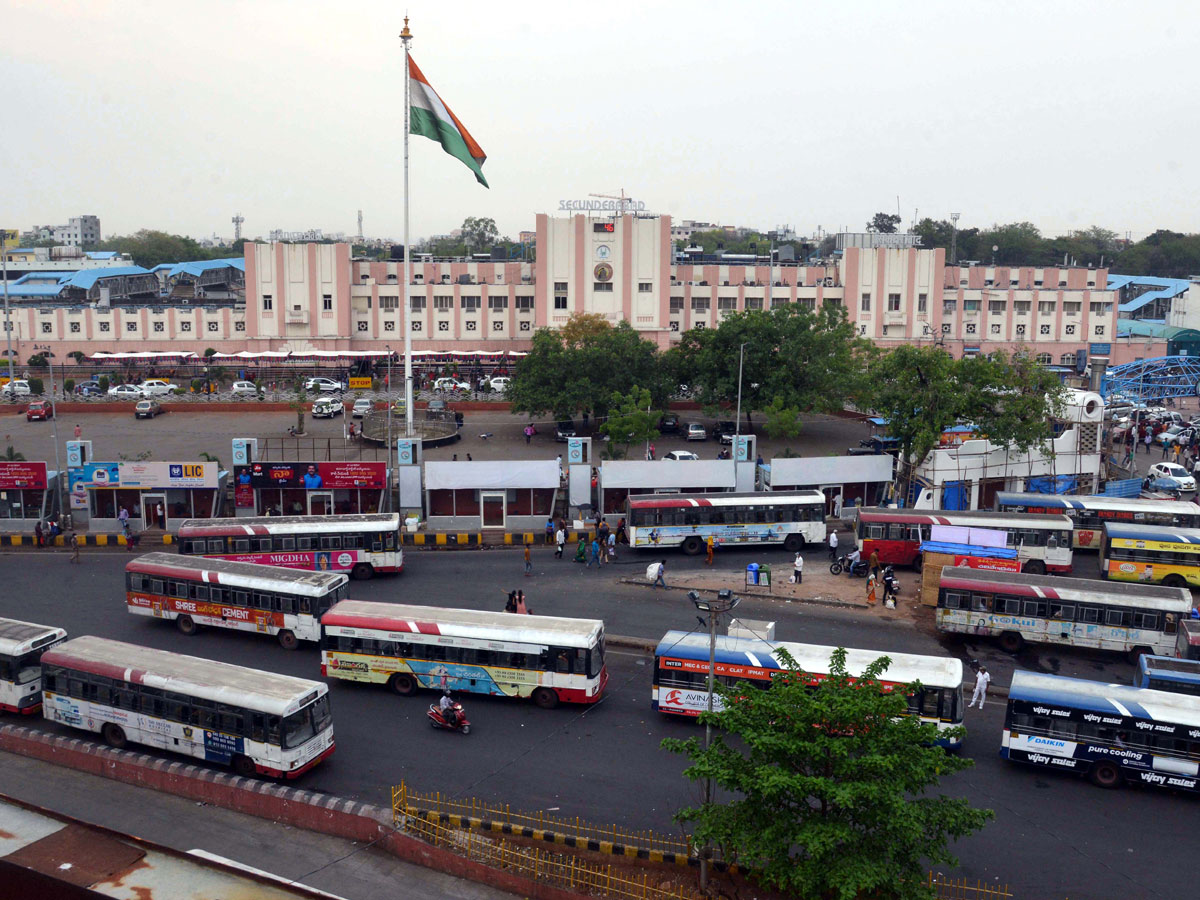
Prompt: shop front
<box><xmin>425</xmin><ymin>460</ymin><xmax>558</xmax><ymax>532</ymax></box>
<box><xmin>68</xmin><ymin>461</ymin><xmax>225</xmax><ymax>530</ymax></box>
<box><xmin>0</xmin><ymin>461</ymin><xmax>59</xmax><ymax>532</ymax></box>
<box><xmin>233</xmin><ymin>461</ymin><xmax>389</xmax><ymax>517</ymax></box>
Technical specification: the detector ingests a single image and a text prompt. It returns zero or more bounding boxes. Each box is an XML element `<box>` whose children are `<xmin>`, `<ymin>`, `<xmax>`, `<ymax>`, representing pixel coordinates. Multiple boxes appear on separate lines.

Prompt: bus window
<box><xmin>1165</xmin><ymin>614</ymin><xmax>1179</xmax><ymax>634</ymax></box>
<box><xmin>149</xmin><ymin>578</ymin><xmax>165</xmax><ymax>595</ymax></box>
<box><xmin>169</xmin><ymin>580</ymin><xmax>187</xmax><ymax>598</ymax></box>
<box><xmin>321</xmin><ymin>536</ymin><xmax>342</xmax><ymax>550</ymax></box>
<box><xmin>1023</xmin><ymin>601</ymin><xmax>1047</xmax><ymax>618</ymax></box>
<box><xmin>189</xmin><ymin>584</ymin><xmax>208</xmax><ymax>601</ymax></box>
<box><xmin>298</xmin><ymin>597</ymin><xmax>312</xmax><ymax>615</ymax></box>
<box><xmin>1106</xmin><ymin>609</ymin><xmax>1133</xmax><ymax>627</ymax></box>
<box><xmin>278</xmin><ymin>537</ymin><xmax>296</xmax><ymax>551</ymax></box>
<box><xmin>254</xmin><ymin>538</ymin><xmax>272</xmax><ymax>552</ymax></box>
<box><xmin>232</xmin><ymin>538</ymin><xmax>250</xmax><ymax>552</ymax></box>
<box><xmin>1134</xmin><ymin>613</ymin><xmax>1159</xmax><ymax>630</ymax></box>
<box><xmin>297</xmin><ymin>536</ymin><xmax>315</xmax><ymax>550</ymax></box>
<box><xmin>207</xmin><ymin>539</ymin><xmax>225</xmax><ymax>553</ymax></box>
<box><xmin>1079</xmin><ymin>607</ymin><xmax>1100</xmax><ymax>624</ymax></box>
<box><xmin>971</xmin><ymin>594</ymin><xmax>993</xmax><ymax>613</ymax></box>
<box><xmin>1048</xmin><ymin>603</ymin><xmax>1074</xmax><ymax>620</ymax></box>
<box><xmin>942</xmin><ymin>592</ymin><xmax>967</xmax><ymax>609</ymax></box>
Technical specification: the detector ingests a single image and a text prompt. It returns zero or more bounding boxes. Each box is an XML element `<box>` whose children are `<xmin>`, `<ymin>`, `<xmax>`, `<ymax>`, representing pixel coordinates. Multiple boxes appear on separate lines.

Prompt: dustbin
<box><xmin>746</xmin><ymin>563</ymin><xmax>760</xmax><ymax>586</ymax></box>
<box><xmin>758</xmin><ymin>565</ymin><xmax>771</xmax><ymax>587</ymax></box>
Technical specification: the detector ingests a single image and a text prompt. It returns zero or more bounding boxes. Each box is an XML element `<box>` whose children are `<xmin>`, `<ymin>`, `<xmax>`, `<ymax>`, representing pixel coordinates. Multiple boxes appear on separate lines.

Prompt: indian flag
<box><xmin>409</xmin><ymin>56</ymin><xmax>489</xmax><ymax>188</ymax></box>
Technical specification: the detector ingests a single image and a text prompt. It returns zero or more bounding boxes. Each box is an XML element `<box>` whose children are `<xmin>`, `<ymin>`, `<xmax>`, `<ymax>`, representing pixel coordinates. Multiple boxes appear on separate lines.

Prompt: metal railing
<box><xmin>928</xmin><ymin>873</ymin><xmax>1013</xmax><ymax>899</ymax></box>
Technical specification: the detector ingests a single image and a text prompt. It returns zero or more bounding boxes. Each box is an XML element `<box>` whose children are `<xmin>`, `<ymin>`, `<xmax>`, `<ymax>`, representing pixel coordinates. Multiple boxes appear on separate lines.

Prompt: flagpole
<box><xmin>401</xmin><ymin>16</ymin><xmax>414</xmax><ymax>437</ymax></box>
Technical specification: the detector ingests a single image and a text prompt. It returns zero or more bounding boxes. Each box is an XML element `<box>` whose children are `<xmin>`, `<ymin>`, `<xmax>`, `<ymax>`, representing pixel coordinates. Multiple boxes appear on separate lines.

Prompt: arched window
<box><xmin>1036</xmin><ymin>353</ymin><xmax>1052</xmax><ymax>365</ymax></box>
<box><xmin>1060</xmin><ymin>353</ymin><xmax>1076</xmax><ymax>366</ymax></box>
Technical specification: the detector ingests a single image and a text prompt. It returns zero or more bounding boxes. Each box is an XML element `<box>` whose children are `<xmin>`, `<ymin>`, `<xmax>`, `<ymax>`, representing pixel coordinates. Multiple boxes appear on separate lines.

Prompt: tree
<box><xmin>867</xmin><ymin>212</ymin><xmax>901</xmax><ymax>234</ymax></box>
<box><xmin>94</xmin><ymin>230</ymin><xmax>236</xmax><ymax>269</ymax></box>
<box><xmin>673</xmin><ymin>305</ymin><xmax>871</xmax><ymax>428</ymax></box>
<box><xmin>761</xmin><ymin>395</ymin><xmax>803</xmax><ymax>442</ymax></box>
<box><xmin>2</xmin><ymin>446</ymin><xmax>25</xmax><ymax>462</ymax></box>
<box><xmin>600</xmin><ymin>386</ymin><xmax>660</xmax><ymax>459</ymax></box>
<box><xmin>460</xmin><ymin>216</ymin><xmax>499</xmax><ymax>252</ymax></box>
<box><xmin>663</xmin><ymin>647</ymin><xmax>992</xmax><ymax>900</ymax></box>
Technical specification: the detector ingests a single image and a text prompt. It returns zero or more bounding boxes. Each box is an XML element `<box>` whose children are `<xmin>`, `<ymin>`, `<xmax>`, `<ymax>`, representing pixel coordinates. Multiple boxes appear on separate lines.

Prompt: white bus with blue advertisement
<box><xmin>1003</xmin><ymin>669</ymin><xmax>1200</xmax><ymax>792</ymax></box>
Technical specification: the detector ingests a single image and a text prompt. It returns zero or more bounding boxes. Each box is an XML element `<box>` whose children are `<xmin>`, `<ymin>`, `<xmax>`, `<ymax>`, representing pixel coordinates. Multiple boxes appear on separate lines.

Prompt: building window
<box><xmin>887</xmin><ymin>293</ymin><xmax>901</xmax><ymax>312</ymax></box>
<box><xmin>262</xmin><ymin>294</ymin><xmax>273</xmax><ymax>310</ymax></box>
<box><xmin>691</xmin><ymin>297</ymin><xmax>709</xmax><ymax>311</ymax></box>
<box><xmin>988</xmin><ymin>300</ymin><xmax>1006</xmax><ymax>313</ymax></box>
<box><xmin>554</xmin><ymin>296</ymin><xmax>568</xmax><ymax>310</ymax></box>
<box><xmin>669</xmin><ymin>297</ymin><xmax>684</xmax><ymax>312</ymax></box>
<box><xmin>718</xmin><ymin>297</ymin><xmax>737</xmax><ymax>311</ymax></box>
<box><xmin>408</xmin><ymin>296</ymin><xmax>424</xmax><ymax>310</ymax></box>
<box><xmin>1040</xmin><ymin>324</ymin><xmax>1051</xmax><ymax>335</ymax></box>
<box><xmin>519</xmin><ymin>321</ymin><xmax>531</xmax><ymax>331</ymax></box>
<box><xmin>744</xmin><ymin>297</ymin><xmax>763</xmax><ymax>310</ymax></box>
<box><xmin>1014</xmin><ymin>301</ymin><xmax>1031</xmax><ymax>315</ymax></box>
<box><xmin>488</xmin><ymin>296</ymin><xmax>508</xmax><ymax>310</ymax></box>
<box><xmin>235</xmin><ymin>321</ymin><xmax>245</xmax><ymax>331</ymax></box>
<box><xmin>1063</xmin><ymin>302</ymin><xmax>1081</xmax><ymax>316</ymax></box>
<box><xmin>1065</xmin><ymin>325</ymin><xmax>1077</xmax><ymax>336</ymax></box>
<box><xmin>554</xmin><ymin>282</ymin><xmax>568</xmax><ymax>291</ymax></box>
<box><xmin>207</xmin><ymin>322</ymin><xmax>219</xmax><ymax>332</ymax></box>
<box><xmin>433</xmin><ymin>296</ymin><xmax>453</xmax><ymax>310</ymax></box>
<box><xmin>1060</xmin><ymin>353</ymin><xmax>1075</xmax><ymax>365</ymax></box>
<box><xmin>125</xmin><ymin>321</ymin><xmax>137</xmax><ymax>332</ymax></box>
<box><xmin>41</xmin><ymin>322</ymin><xmax>52</xmax><ymax>334</ymax></box>
<box><xmin>465</xmin><ymin>320</ymin><xmax>476</xmax><ymax>331</ymax></box>
<box><xmin>1094</xmin><ymin>325</ymin><xmax>1106</xmax><ymax>336</ymax></box>
<box><xmin>669</xmin><ymin>321</ymin><xmax>679</xmax><ymax>331</ymax></box>
<box><xmin>384</xmin><ymin>321</ymin><xmax>395</xmax><ymax>331</ymax></box>
<box><xmin>1090</xmin><ymin>302</ymin><xmax>1112</xmax><ymax>315</ymax></box>
<box><xmin>153</xmin><ymin>321</ymin><xmax>164</xmax><ymax>332</ymax></box>
<box><xmin>917</xmin><ymin>293</ymin><xmax>927</xmax><ymax>313</ymax></box>
<box><xmin>70</xmin><ymin>322</ymin><xmax>80</xmax><ymax>333</ymax></box>
<box><xmin>1039</xmin><ymin>301</ymin><xmax>1055</xmax><ymax>315</ymax></box>
<box><xmin>515</xmin><ymin>296</ymin><xmax>534</xmax><ymax>311</ymax></box>
<box><xmin>180</xmin><ymin>321</ymin><xmax>192</xmax><ymax>332</ymax></box>
<box><xmin>991</xmin><ymin>324</ymin><xmax>1001</xmax><ymax>335</ymax></box>
<box><xmin>1036</xmin><ymin>353</ymin><xmax>1052</xmax><ymax>365</ymax></box>
<box><xmin>593</xmin><ymin>282</ymin><xmax>613</xmax><ymax>292</ymax></box>
<box><xmin>964</xmin><ymin>299</ymin><xmax>980</xmax><ymax>312</ymax></box>
<box><xmin>357</xmin><ymin>321</ymin><xmax>369</xmax><ymax>332</ymax></box>
<box><xmin>638</xmin><ymin>282</ymin><xmax>652</xmax><ymax>292</ymax></box>
<box><xmin>861</xmin><ymin>293</ymin><xmax>871</xmax><ymax>311</ymax></box>
<box><xmin>412</xmin><ymin>321</ymin><xmax>422</xmax><ymax>331</ymax></box>
<box><xmin>943</xmin><ymin>300</ymin><xmax>957</xmax><ymax>314</ymax></box>
<box><xmin>965</xmin><ymin>323</ymin><xmax>976</xmax><ymax>335</ymax></box>
<box><xmin>437</xmin><ymin>321</ymin><xmax>448</xmax><ymax>331</ymax></box>
<box><xmin>323</xmin><ymin>294</ymin><xmax>333</xmax><ymax>311</ymax></box>
<box><xmin>492</xmin><ymin>320</ymin><xmax>504</xmax><ymax>331</ymax></box>
<box><xmin>461</xmin><ymin>296</ymin><xmax>480</xmax><ymax>311</ymax></box>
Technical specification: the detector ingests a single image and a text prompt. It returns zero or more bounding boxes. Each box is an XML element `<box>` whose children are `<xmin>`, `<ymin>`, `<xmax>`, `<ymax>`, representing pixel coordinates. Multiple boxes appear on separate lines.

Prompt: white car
<box><xmin>107</xmin><ymin>384</ymin><xmax>143</xmax><ymax>399</ymax></box>
<box><xmin>231</xmin><ymin>380</ymin><xmax>261</xmax><ymax>397</ymax></box>
<box><xmin>0</xmin><ymin>379</ymin><xmax>31</xmax><ymax>397</ymax></box>
<box><xmin>1156</xmin><ymin>425</ymin><xmax>1194</xmax><ymax>446</ymax></box>
<box><xmin>352</xmin><ymin>398</ymin><xmax>373</xmax><ymax>417</ymax></box>
<box><xmin>663</xmin><ymin>450</ymin><xmax>701</xmax><ymax>461</ymax></box>
<box><xmin>1148</xmin><ymin>463</ymin><xmax>1196</xmax><ymax>492</ymax></box>
<box><xmin>433</xmin><ymin>377</ymin><xmax>471</xmax><ymax>392</ymax></box>
<box><xmin>304</xmin><ymin>376</ymin><xmax>345</xmax><ymax>393</ymax></box>
<box><xmin>311</xmin><ymin>396</ymin><xmax>344</xmax><ymax>418</ymax></box>
<box><xmin>137</xmin><ymin>379</ymin><xmax>179</xmax><ymax>396</ymax></box>
<box><xmin>488</xmin><ymin>376</ymin><xmax>511</xmax><ymax>393</ymax></box>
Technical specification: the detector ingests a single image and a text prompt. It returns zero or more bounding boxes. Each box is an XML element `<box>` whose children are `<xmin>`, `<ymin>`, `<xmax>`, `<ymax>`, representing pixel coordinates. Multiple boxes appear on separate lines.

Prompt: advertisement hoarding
<box><xmin>0</xmin><ymin>461</ymin><xmax>48</xmax><ymax>490</ymax></box>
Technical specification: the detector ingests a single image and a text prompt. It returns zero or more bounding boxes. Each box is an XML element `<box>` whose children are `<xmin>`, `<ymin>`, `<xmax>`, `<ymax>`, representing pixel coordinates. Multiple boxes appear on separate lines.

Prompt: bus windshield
<box><xmin>589</xmin><ymin>636</ymin><xmax>606</xmax><ymax>679</ymax></box>
<box><xmin>14</xmin><ymin>652</ymin><xmax>44</xmax><ymax>685</ymax></box>
<box><xmin>283</xmin><ymin>695</ymin><xmax>332</xmax><ymax>749</ymax></box>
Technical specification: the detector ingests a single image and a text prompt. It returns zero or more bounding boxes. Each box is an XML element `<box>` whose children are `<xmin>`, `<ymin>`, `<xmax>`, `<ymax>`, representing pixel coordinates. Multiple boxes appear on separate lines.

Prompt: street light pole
<box><xmin>2</xmin><ymin>235</ymin><xmax>14</xmax><ymax>386</ymax></box>
<box><xmin>386</xmin><ymin>345</ymin><xmax>394</xmax><ymax>477</ymax></box>
<box><xmin>733</xmin><ymin>341</ymin><xmax>746</xmax><ymax>455</ymax></box>
<box><xmin>35</xmin><ymin>345</ymin><xmax>63</xmax><ymax>523</ymax></box>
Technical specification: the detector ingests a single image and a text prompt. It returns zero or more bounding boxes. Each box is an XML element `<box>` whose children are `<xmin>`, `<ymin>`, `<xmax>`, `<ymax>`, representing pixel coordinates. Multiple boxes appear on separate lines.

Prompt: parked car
<box><xmin>685</xmin><ymin>422</ymin><xmax>707</xmax><ymax>441</ymax></box>
<box><xmin>487</xmin><ymin>376</ymin><xmax>510</xmax><ymax>393</ymax></box>
<box><xmin>712</xmin><ymin>420</ymin><xmax>738</xmax><ymax>444</ymax></box>
<box><xmin>74</xmin><ymin>382</ymin><xmax>103</xmax><ymax>397</ymax></box>
<box><xmin>135</xmin><ymin>399</ymin><xmax>163</xmax><ymax>419</ymax></box>
<box><xmin>304</xmin><ymin>376</ymin><xmax>345</xmax><ymax>393</ymax></box>
<box><xmin>1147</xmin><ymin>462</ymin><xmax>1196</xmax><ymax>492</ymax></box>
<box><xmin>352</xmin><ymin>398</ymin><xmax>373</xmax><ymax>417</ymax></box>
<box><xmin>556</xmin><ymin>419</ymin><xmax>577</xmax><ymax>442</ymax></box>
<box><xmin>1</xmin><ymin>380</ymin><xmax>31</xmax><ymax>398</ymax></box>
<box><xmin>658</xmin><ymin>413</ymin><xmax>680</xmax><ymax>434</ymax></box>
<box><xmin>25</xmin><ymin>400</ymin><xmax>52</xmax><ymax>421</ymax></box>
<box><xmin>663</xmin><ymin>450</ymin><xmax>700</xmax><ymax>461</ymax></box>
<box><xmin>230</xmin><ymin>380</ymin><xmax>261</xmax><ymax>397</ymax></box>
<box><xmin>433</xmin><ymin>377</ymin><xmax>471</xmax><ymax>392</ymax></box>
<box><xmin>311</xmin><ymin>396</ymin><xmax>344</xmax><ymax>418</ymax></box>
<box><xmin>137</xmin><ymin>379</ymin><xmax>179</xmax><ymax>396</ymax></box>
<box><xmin>107</xmin><ymin>384</ymin><xmax>142</xmax><ymax>399</ymax></box>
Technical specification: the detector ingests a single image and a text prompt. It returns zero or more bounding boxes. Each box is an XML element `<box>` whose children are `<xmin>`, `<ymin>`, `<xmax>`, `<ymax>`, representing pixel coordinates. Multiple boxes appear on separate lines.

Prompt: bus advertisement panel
<box><xmin>1100</xmin><ymin>523</ymin><xmax>1200</xmax><ymax>588</ymax></box>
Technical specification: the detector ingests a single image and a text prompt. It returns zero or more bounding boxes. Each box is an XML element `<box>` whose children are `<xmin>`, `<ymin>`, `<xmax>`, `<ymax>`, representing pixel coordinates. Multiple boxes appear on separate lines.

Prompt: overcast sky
<box><xmin>6</xmin><ymin>0</ymin><xmax>1197</xmax><ymax>244</ymax></box>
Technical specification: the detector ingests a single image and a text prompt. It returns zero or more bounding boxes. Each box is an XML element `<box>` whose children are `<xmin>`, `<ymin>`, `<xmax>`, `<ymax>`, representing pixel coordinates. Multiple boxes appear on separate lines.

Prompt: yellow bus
<box><xmin>1100</xmin><ymin>523</ymin><xmax>1200</xmax><ymax>589</ymax></box>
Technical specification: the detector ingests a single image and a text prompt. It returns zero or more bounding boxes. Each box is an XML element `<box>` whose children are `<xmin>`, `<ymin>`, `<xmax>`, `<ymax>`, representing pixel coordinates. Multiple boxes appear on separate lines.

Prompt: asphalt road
<box><xmin>2</xmin><ymin>545</ymin><xmax>1194</xmax><ymax>900</ymax></box>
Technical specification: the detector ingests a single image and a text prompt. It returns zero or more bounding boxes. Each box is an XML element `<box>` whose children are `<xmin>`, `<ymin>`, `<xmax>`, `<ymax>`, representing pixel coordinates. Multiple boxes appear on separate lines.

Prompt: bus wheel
<box><xmin>1022</xmin><ymin>559</ymin><xmax>1046</xmax><ymax>575</ymax></box>
<box><xmin>389</xmin><ymin>673</ymin><xmax>417</xmax><ymax>696</ymax></box>
<box><xmin>102</xmin><ymin>723</ymin><xmax>127</xmax><ymax>749</ymax></box>
<box><xmin>351</xmin><ymin>563</ymin><xmax>374</xmax><ymax>580</ymax></box>
<box><xmin>783</xmin><ymin>534</ymin><xmax>804</xmax><ymax>553</ymax></box>
<box><xmin>1090</xmin><ymin>761</ymin><xmax>1121</xmax><ymax>789</ymax></box>
<box><xmin>682</xmin><ymin>537</ymin><xmax>703</xmax><ymax>556</ymax></box>
<box><xmin>1163</xmin><ymin>574</ymin><xmax>1187</xmax><ymax>589</ymax></box>
<box><xmin>999</xmin><ymin>631</ymin><xmax>1024</xmax><ymax>653</ymax></box>
<box><xmin>532</xmin><ymin>687</ymin><xmax>560</xmax><ymax>710</ymax></box>
<box><xmin>232</xmin><ymin>755</ymin><xmax>257</xmax><ymax>778</ymax></box>
<box><xmin>277</xmin><ymin>630</ymin><xmax>299</xmax><ymax>651</ymax></box>
<box><xmin>1128</xmin><ymin>645</ymin><xmax>1153</xmax><ymax>666</ymax></box>
<box><xmin>176</xmin><ymin>616</ymin><xmax>197</xmax><ymax>636</ymax></box>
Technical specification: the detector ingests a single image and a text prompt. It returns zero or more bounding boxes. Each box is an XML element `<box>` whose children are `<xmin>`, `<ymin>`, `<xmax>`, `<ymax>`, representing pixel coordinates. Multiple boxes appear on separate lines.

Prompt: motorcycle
<box><xmin>428</xmin><ymin>701</ymin><xmax>471</xmax><ymax>735</ymax></box>
<box><xmin>829</xmin><ymin>553</ymin><xmax>868</xmax><ymax>577</ymax></box>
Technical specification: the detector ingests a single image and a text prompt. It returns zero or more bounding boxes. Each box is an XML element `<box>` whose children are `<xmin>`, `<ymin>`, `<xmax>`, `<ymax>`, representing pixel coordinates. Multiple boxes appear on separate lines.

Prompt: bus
<box><xmin>855</xmin><ymin>508</ymin><xmax>1074</xmax><ymax>574</ymax></box>
<box><xmin>651</xmin><ymin>631</ymin><xmax>965</xmax><ymax>748</ymax></box>
<box><xmin>995</xmin><ymin>492</ymin><xmax>1200</xmax><ymax>550</ymax></box>
<box><xmin>1134</xmin><ymin>656</ymin><xmax>1200</xmax><ymax>696</ymax></box>
<box><xmin>320</xmin><ymin>600</ymin><xmax>607</xmax><ymax>709</ymax></box>
<box><xmin>0</xmin><ymin>617</ymin><xmax>67</xmax><ymax>715</ymax></box>
<box><xmin>1003</xmin><ymin>669</ymin><xmax>1200</xmax><ymax>792</ymax></box>
<box><xmin>40</xmin><ymin>636</ymin><xmax>334</xmax><ymax>779</ymax></box>
<box><xmin>176</xmin><ymin>513</ymin><xmax>403</xmax><ymax>580</ymax></box>
<box><xmin>935</xmin><ymin>566</ymin><xmax>1192</xmax><ymax>658</ymax></box>
<box><xmin>1177</xmin><ymin>620</ymin><xmax>1200</xmax><ymax>660</ymax></box>
<box><xmin>126</xmin><ymin>552</ymin><xmax>349</xmax><ymax>650</ymax></box>
<box><xmin>626</xmin><ymin>490</ymin><xmax>827</xmax><ymax>555</ymax></box>
<box><xmin>1099</xmin><ymin>523</ymin><xmax>1200</xmax><ymax>588</ymax></box>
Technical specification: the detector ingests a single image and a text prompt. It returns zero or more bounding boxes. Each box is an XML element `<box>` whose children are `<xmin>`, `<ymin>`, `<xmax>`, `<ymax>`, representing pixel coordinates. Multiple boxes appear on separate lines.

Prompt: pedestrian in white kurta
<box><xmin>969</xmin><ymin>666</ymin><xmax>991</xmax><ymax>708</ymax></box>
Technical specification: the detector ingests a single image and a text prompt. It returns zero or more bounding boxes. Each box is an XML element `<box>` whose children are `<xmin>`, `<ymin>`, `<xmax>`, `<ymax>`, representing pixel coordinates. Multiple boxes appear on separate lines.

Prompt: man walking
<box><xmin>792</xmin><ymin>550</ymin><xmax>804</xmax><ymax>585</ymax></box>
<box><xmin>524</xmin><ymin>541</ymin><xmax>532</xmax><ymax>577</ymax></box>
<box><xmin>69</xmin><ymin>532</ymin><xmax>80</xmax><ymax>564</ymax></box>
<box><xmin>828</xmin><ymin>529</ymin><xmax>839</xmax><ymax>560</ymax></box>
<box><xmin>868</xmin><ymin>548</ymin><xmax>880</xmax><ymax>579</ymax></box>
<box><xmin>969</xmin><ymin>665</ymin><xmax>991</xmax><ymax>709</ymax></box>
<box><xmin>555</xmin><ymin>526</ymin><xmax>566</xmax><ymax>559</ymax></box>
<box><xmin>652</xmin><ymin>559</ymin><xmax>666</xmax><ymax>589</ymax></box>
<box><xmin>587</xmin><ymin>538</ymin><xmax>602</xmax><ymax>569</ymax></box>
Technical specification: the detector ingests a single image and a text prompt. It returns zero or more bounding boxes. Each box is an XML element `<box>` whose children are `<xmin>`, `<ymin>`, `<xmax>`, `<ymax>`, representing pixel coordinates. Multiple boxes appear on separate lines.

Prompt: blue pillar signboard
<box><xmin>567</xmin><ymin>437</ymin><xmax>585</xmax><ymax>464</ymax></box>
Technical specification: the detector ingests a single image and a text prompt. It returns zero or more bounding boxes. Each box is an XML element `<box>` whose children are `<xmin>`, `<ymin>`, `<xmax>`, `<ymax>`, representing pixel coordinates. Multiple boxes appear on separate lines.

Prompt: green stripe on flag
<box><xmin>411</xmin><ymin>106</ymin><xmax>489</xmax><ymax>188</ymax></box>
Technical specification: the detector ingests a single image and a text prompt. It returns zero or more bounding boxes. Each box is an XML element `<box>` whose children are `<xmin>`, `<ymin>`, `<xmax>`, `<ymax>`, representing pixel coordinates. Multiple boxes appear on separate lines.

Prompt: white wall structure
<box><xmin>912</xmin><ymin>390</ymin><xmax>1104</xmax><ymax>510</ymax></box>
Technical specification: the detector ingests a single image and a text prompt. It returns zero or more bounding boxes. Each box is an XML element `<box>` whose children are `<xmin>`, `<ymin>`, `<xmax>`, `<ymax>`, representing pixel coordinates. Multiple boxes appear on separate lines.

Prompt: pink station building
<box><xmin>3</xmin><ymin>214</ymin><xmax>1130</xmax><ymax>366</ymax></box>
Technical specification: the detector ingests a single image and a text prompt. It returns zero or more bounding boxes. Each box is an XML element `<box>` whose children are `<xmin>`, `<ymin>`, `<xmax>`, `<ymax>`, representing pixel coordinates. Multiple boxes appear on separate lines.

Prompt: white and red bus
<box><xmin>126</xmin><ymin>552</ymin><xmax>349</xmax><ymax>650</ymax></box>
<box><xmin>320</xmin><ymin>600</ymin><xmax>607</xmax><ymax>709</ymax></box>
<box><xmin>40</xmin><ymin>635</ymin><xmax>334</xmax><ymax>779</ymax></box>
<box><xmin>995</xmin><ymin>492</ymin><xmax>1200</xmax><ymax>550</ymax></box>
<box><xmin>626</xmin><ymin>490</ymin><xmax>827</xmax><ymax>555</ymax></box>
<box><xmin>855</xmin><ymin>508</ymin><xmax>1074</xmax><ymax>574</ymax></box>
<box><xmin>176</xmin><ymin>513</ymin><xmax>402</xmax><ymax>580</ymax></box>
<box><xmin>0</xmin><ymin>617</ymin><xmax>67</xmax><ymax>715</ymax></box>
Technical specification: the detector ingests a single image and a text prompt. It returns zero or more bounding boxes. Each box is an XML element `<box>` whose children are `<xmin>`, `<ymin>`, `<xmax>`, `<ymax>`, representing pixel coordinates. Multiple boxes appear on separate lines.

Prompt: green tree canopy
<box><xmin>867</xmin><ymin>212</ymin><xmax>901</xmax><ymax>233</ymax></box>
<box><xmin>507</xmin><ymin>315</ymin><xmax>667</xmax><ymax>421</ymax></box>
<box><xmin>94</xmin><ymin>230</ymin><xmax>239</xmax><ymax>269</ymax></box>
<box><xmin>663</xmin><ymin>647</ymin><xmax>992</xmax><ymax>899</ymax></box>
<box><xmin>599</xmin><ymin>386</ymin><xmax>660</xmax><ymax>459</ymax></box>
<box><xmin>672</xmin><ymin>304</ymin><xmax>871</xmax><ymax>426</ymax></box>
<box><xmin>460</xmin><ymin>216</ymin><xmax>500</xmax><ymax>252</ymax></box>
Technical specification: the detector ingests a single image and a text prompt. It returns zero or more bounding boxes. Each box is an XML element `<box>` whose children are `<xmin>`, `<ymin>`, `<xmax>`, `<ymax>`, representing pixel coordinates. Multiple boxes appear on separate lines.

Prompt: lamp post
<box><xmin>687</xmin><ymin>588</ymin><xmax>741</xmax><ymax>891</ymax></box>
<box><xmin>733</xmin><ymin>342</ymin><xmax>746</xmax><ymax>454</ymax></box>
<box><xmin>33</xmin><ymin>344</ymin><xmax>63</xmax><ymax>523</ymax></box>
<box><xmin>386</xmin><ymin>345</ymin><xmax>394</xmax><ymax>476</ymax></box>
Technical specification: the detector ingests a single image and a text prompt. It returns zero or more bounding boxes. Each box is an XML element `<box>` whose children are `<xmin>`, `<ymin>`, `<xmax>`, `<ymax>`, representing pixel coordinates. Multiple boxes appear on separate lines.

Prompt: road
<box><xmin>2</xmin><ymin>545</ymin><xmax>1194</xmax><ymax>900</ymax></box>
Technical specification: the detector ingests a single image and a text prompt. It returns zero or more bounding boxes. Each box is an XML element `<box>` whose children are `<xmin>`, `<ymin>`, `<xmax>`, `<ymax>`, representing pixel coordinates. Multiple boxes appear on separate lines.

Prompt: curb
<box><xmin>0</xmin><ymin>533</ymin><xmax>173</xmax><ymax>548</ymax></box>
<box><xmin>605</xmin><ymin>633</ymin><xmax>658</xmax><ymax>653</ymax></box>
<box><xmin>0</xmin><ymin>724</ymin><xmax>602</xmax><ymax>900</ymax></box>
